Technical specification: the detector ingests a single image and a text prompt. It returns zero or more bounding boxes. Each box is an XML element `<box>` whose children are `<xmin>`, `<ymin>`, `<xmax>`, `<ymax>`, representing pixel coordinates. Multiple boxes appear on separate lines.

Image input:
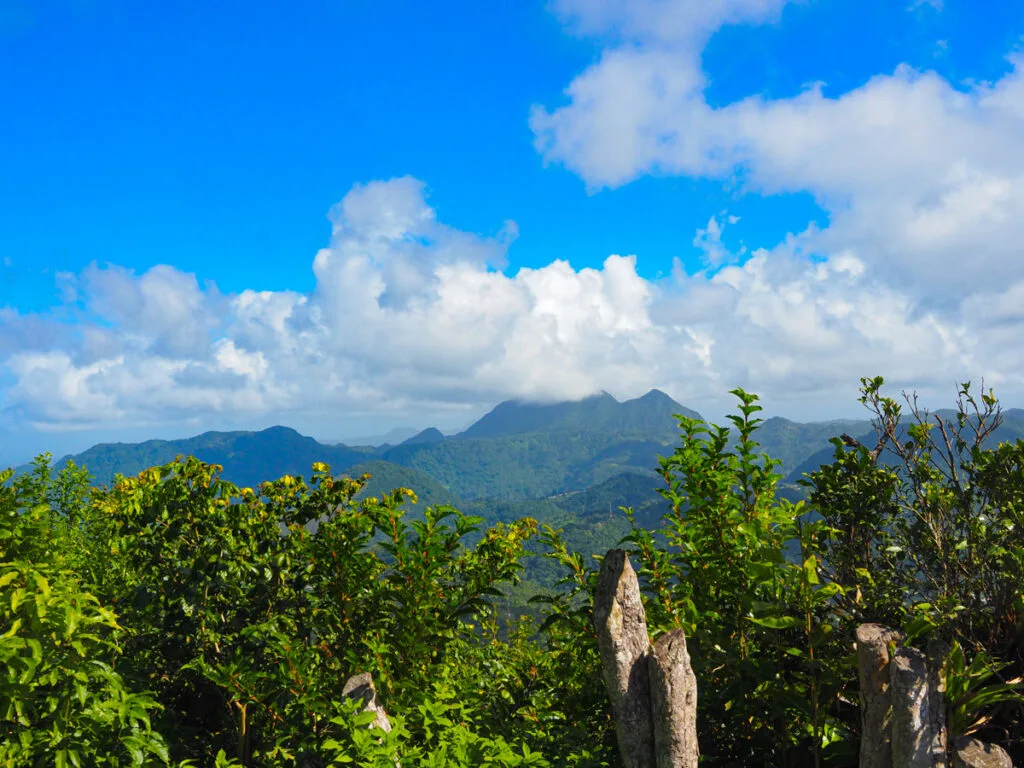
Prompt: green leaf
<box><xmin>748</xmin><ymin>615</ymin><xmax>799</xmax><ymax>630</ymax></box>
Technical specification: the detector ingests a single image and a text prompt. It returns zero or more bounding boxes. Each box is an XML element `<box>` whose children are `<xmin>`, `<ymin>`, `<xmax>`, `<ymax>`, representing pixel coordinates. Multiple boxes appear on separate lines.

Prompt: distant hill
<box><xmin>26</xmin><ymin>389</ymin><xmax>1024</xmax><ymax>554</ymax></box>
<box><xmin>44</xmin><ymin>426</ymin><xmax>376</xmax><ymax>488</ymax></box>
<box><xmin>21</xmin><ymin>390</ymin><xmax>892</xmax><ymax>507</ymax></box>
<box><xmin>784</xmin><ymin>408</ymin><xmax>1024</xmax><ymax>485</ymax></box>
<box><xmin>365</xmin><ymin>389</ymin><xmax>700</xmax><ymax>501</ymax></box>
<box><xmin>380</xmin><ymin>429</ymin><xmax>678</xmax><ymax>501</ymax></box>
<box><xmin>400</xmin><ymin>428</ymin><xmax>446</xmax><ymax>446</ymax></box>
<box><xmin>751</xmin><ymin>417</ymin><xmax>874</xmax><ymax>477</ymax></box>
<box><xmin>332</xmin><ymin>426</ymin><xmax>420</xmax><ymax>447</ymax></box>
<box><xmin>547</xmin><ymin>470</ymin><xmax>670</xmax><ymax>528</ymax></box>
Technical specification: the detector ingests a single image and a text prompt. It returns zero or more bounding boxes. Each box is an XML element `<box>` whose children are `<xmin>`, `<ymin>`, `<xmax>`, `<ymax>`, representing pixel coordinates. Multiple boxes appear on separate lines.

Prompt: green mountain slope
<box><xmin>20</xmin><ymin>389</ymin><xmax>889</xmax><ymax>513</ymax></box>
<box><xmin>750</xmin><ymin>417</ymin><xmax>874</xmax><ymax>476</ymax></box>
<box><xmin>341</xmin><ymin>459</ymin><xmax>464</xmax><ymax>510</ymax></box>
<box><xmin>376</xmin><ymin>389</ymin><xmax>697</xmax><ymax>500</ymax></box>
<box><xmin>381</xmin><ymin>430</ymin><xmax>675</xmax><ymax>501</ymax></box>
<box><xmin>20</xmin><ymin>389</ymin><xmax>966</xmax><ymax>538</ymax></box>
<box><xmin>399</xmin><ymin>428</ymin><xmax>446</xmax><ymax>446</ymax></box>
<box><xmin>548</xmin><ymin>470</ymin><xmax>669</xmax><ymax>526</ymax></box>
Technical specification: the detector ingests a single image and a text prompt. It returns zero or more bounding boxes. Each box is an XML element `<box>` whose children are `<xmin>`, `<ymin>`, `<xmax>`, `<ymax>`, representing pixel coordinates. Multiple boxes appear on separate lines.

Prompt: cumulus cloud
<box><xmin>532</xmin><ymin>1</ymin><xmax>1024</xmax><ymax>299</ymax></box>
<box><xmin>62</xmin><ymin>262</ymin><xmax>225</xmax><ymax>360</ymax></box>
<box><xmin>3</xmin><ymin>175</ymin><xmax>1022</xmax><ymax>438</ymax></box>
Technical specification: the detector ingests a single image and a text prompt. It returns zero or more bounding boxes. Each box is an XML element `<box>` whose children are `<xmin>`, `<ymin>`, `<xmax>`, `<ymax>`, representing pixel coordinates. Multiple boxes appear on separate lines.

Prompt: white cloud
<box><xmin>693</xmin><ymin>214</ymin><xmax>745</xmax><ymax>267</ymax></box>
<box><xmin>549</xmin><ymin>0</ymin><xmax>794</xmax><ymax>46</ymax></box>
<box><xmin>72</xmin><ymin>262</ymin><xmax>223</xmax><ymax>359</ymax></box>
<box><xmin>532</xmin><ymin>2</ymin><xmax>1024</xmax><ymax>299</ymax></box>
<box><xmin>3</xmin><ymin>176</ymin><xmax>1023</xmax><ymax>439</ymax></box>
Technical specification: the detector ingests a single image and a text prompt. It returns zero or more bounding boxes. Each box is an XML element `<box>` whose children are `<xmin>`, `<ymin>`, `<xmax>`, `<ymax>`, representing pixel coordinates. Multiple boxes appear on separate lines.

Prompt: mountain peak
<box><xmin>636</xmin><ymin>388</ymin><xmax>673</xmax><ymax>403</ymax></box>
<box><xmin>400</xmin><ymin>427</ymin><xmax>446</xmax><ymax>446</ymax></box>
<box><xmin>259</xmin><ymin>425</ymin><xmax>304</xmax><ymax>438</ymax></box>
<box><xmin>620</xmin><ymin>389</ymin><xmax>700</xmax><ymax>427</ymax></box>
<box><xmin>455</xmin><ymin>388</ymin><xmax>700</xmax><ymax>439</ymax></box>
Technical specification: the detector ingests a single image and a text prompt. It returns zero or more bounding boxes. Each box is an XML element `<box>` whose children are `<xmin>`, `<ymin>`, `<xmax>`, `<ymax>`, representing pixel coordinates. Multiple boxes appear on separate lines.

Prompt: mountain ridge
<box><xmin>454</xmin><ymin>388</ymin><xmax>701</xmax><ymax>440</ymax></box>
<box><xmin>18</xmin><ymin>390</ymin><xmax>1022</xmax><ymax>515</ymax></box>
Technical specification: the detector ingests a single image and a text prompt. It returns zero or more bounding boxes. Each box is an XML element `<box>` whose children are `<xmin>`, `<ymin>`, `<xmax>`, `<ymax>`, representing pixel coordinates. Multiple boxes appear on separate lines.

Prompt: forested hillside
<box><xmin>24</xmin><ymin>390</ymin><xmax>877</xmax><ymax>541</ymax></box>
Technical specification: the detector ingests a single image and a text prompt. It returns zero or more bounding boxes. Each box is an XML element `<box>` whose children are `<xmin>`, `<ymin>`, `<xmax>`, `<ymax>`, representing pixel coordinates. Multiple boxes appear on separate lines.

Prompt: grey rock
<box><xmin>857</xmin><ymin>623</ymin><xmax>904</xmax><ymax>768</ymax></box>
<box><xmin>891</xmin><ymin>647</ymin><xmax>947</xmax><ymax>768</ymax></box>
<box><xmin>650</xmin><ymin>628</ymin><xmax>699</xmax><ymax>768</ymax></box>
<box><xmin>952</xmin><ymin>737</ymin><xmax>1014</xmax><ymax>768</ymax></box>
<box><xmin>593</xmin><ymin>549</ymin><xmax>656</xmax><ymax>768</ymax></box>
<box><xmin>342</xmin><ymin>672</ymin><xmax>393</xmax><ymax>733</ymax></box>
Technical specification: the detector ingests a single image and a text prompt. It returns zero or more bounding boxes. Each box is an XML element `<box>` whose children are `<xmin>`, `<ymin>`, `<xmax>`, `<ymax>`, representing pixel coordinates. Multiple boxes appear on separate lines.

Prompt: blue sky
<box><xmin>2</xmin><ymin>0</ymin><xmax>1024</xmax><ymax>466</ymax></box>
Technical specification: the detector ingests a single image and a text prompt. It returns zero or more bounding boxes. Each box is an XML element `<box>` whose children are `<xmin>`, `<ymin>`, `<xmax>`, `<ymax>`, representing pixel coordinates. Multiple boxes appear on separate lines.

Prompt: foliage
<box><xmin>943</xmin><ymin>640</ymin><xmax>1024</xmax><ymax>741</ymax></box>
<box><xmin>2</xmin><ymin>376</ymin><xmax>1023</xmax><ymax>765</ymax></box>
<box><xmin>801</xmin><ymin>378</ymin><xmax>1024</xmax><ymax>747</ymax></box>
<box><xmin>0</xmin><ymin>466</ymin><xmax>169</xmax><ymax>767</ymax></box>
<box><xmin>612</xmin><ymin>389</ymin><xmax>855</xmax><ymax>766</ymax></box>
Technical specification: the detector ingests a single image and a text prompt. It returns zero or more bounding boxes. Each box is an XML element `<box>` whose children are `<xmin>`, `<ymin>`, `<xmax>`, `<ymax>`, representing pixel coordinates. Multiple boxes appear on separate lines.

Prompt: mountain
<box><xmin>547</xmin><ymin>470</ymin><xmax>671</xmax><ymax>528</ymax></box>
<box><xmin>333</xmin><ymin>426</ymin><xmax>421</xmax><ymax>447</ymax></box>
<box><xmin>380</xmin><ymin>429</ymin><xmax>678</xmax><ymax>501</ymax></box>
<box><xmin>22</xmin><ymin>390</ymin><xmax>886</xmax><ymax>507</ymax></box>
<box><xmin>341</xmin><ymin>460</ymin><xmax>464</xmax><ymax>510</ymax></box>
<box><xmin>400</xmin><ymin>428</ymin><xmax>446</xmax><ymax>446</ymax></box>
<box><xmin>45</xmin><ymin>426</ymin><xmax>376</xmax><ymax>488</ymax></box>
<box><xmin>455</xmin><ymin>389</ymin><xmax>700</xmax><ymax>440</ymax></box>
<box><xmin>31</xmin><ymin>388</ymin><xmax>1020</xmax><ymax>535</ymax></box>
<box><xmin>358</xmin><ymin>390</ymin><xmax>696</xmax><ymax>501</ymax></box>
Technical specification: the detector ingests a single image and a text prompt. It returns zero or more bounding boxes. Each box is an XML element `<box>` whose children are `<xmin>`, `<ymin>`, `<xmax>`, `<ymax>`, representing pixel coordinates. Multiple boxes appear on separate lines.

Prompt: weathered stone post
<box><xmin>593</xmin><ymin>549</ymin><xmax>656</xmax><ymax>768</ymax></box>
<box><xmin>594</xmin><ymin>550</ymin><xmax>701</xmax><ymax>768</ymax></box>
<box><xmin>927</xmin><ymin>640</ymin><xmax>950</xmax><ymax>763</ymax></box>
<box><xmin>856</xmin><ymin>623</ymin><xmax>904</xmax><ymax>768</ymax></box>
<box><xmin>649</xmin><ymin>628</ymin><xmax>699</xmax><ymax>768</ymax></box>
<box><xmin>342</xmin><ymin>672</ymin><xmax>397</xmax><ymax>766</ymax></box>
<box><xmin>890</xmin><ymin>646</ymin><xmax>948</xmax><ymax>768</ymax></box>
<box><xmin>342</xmin><ymin>672</ymin><xmax>394</xmax><ymax>733</ymax></box>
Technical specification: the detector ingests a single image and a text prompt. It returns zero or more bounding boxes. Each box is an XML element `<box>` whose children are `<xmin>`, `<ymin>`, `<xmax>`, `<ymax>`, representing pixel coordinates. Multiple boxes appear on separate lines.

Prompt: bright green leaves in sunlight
<box><xmin>1</xmin><ymin>469</ymin><xmax>169</xmax><ymax>766</ymax></box>
<box><xmin>2</xmin><ymin>453</ymin><xmax>555</xmax><ymax>766</ymax></box>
